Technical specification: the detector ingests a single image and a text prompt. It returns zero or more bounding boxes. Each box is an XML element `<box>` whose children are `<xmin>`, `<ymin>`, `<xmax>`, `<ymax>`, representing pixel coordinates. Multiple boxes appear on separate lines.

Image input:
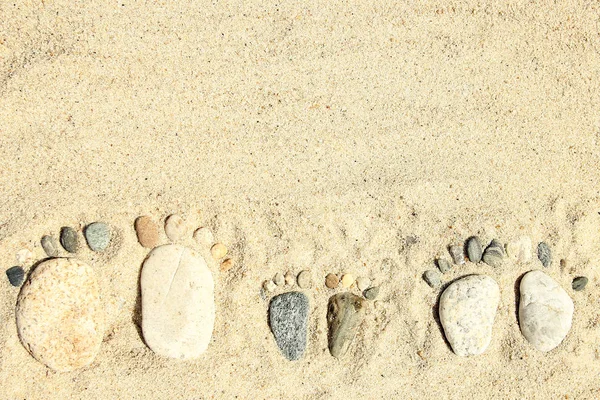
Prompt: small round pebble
<box><xmin>356</xmin><ymin>277</ymin><xmax>371</xmax><ymax>291</ymax></box>
<box><xmin>297</xmin><ymin>270</ymin><xmax>312</xmax><ymax>289</ymax></box>
<box><xmin>449</xmin><ymin>245</ymin><xmax>466</xmax><ymax>265</ymax></box>
<box><xmin>325</xmin><ymin>273</ymin><xmax>339</xmax><ymax>289</ymax></box>
<box><xmin>60</xmin><ymin>227</ymin><xmax>80</xmax><ymax>253</ymax></box>
<box><xmin>263</xmin><ymin>280</ymin><xmax>277</xmax><ymax>292</ymax></box>
<box><xmin>423</xmin><ymin>269</ymin><xmax>441</xmax><ymax>288</ymax></box>
<box><xmin>537</xmin><ymin>242</ymin><xmax>552</xmax><ymax>268</ymax></box>
<box><xmin>436</xmin><ymin>258</ymin><xmax>451</xmax><ymax>273</ymax></box>
<box><xmin>41</xmin><ymin>235</ymin><xmax>59</xmax><ymax>257</ymax></box>
<box><xmin>211</xmin><ymin>243</ymin><xmax>228</xmax><ymax>259</ymax></box>
<box><xmin>84</xmin><ymin>222</ymin><xmax>111</xmax><ymax>252</ymax></box>
<box><xmin>364</xmin><ymin>286</ymin><xmax>380</xmax><ymax>300</ymax></box>
<box><xmin>284</xmin><ymin>271</ymin><xmax>295</xmax><ymax>286</ymax></box>
<box><xmin>572</xmin><ymin>276</ymin><xmax>588</xmax><ymax>291</ymax></box>
<box><xmin>466</xmin><ymin>236</ymin><xmax>483</xmax><ymax>263</ymax></box>
<box><xmin>220</xmin><ymin>258</ymin><xmax>234</xmax><ymax>272</ymax></box>
<box><xmin>164</xmin><ymin>214</ymin><xmax>186</xmax><ymax>241</ymax></box>
<box><xmin>193</xmin><ymin>227</ymin><xmax>214</xmax><ymax>246</ymax></box>
<box><xmin>6</xmin><ymin>266</ymin><xmax>25</xmax><ymax>287</ymax></box>
<box><xmin>273</xmin><ymin>272</ymin><xmax>285</xmax><ymax>286</ymax></box>
<box><xmin>341</xmin><ymin>273</ymin><xmax>355</xmax><ymax>288</ymax></box>
<box><xmin>135</xmin><ymin>216</ymin><xmax>159</xmax><ymax>248</ymax></box>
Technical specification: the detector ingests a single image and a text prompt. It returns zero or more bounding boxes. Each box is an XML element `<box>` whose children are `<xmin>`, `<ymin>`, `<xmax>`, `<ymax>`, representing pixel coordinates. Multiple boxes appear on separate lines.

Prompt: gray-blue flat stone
<box><xmin>269</xmin><ymin>291</ymin><xmax>309</xmax><ymax>361</ymax></box>
<box><xmin>84</xmin><ymin>222</ymin><xmax>111</xmax><ymax>252</ymax></box>
<box><xmin>6</xmin><ymin>266</ymin><xmax>25</xmax><ymax>287</ymax></box>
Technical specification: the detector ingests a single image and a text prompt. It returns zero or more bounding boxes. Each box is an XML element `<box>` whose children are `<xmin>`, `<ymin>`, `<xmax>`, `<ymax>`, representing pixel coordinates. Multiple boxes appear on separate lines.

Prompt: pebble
<box><xmin>364</xmin><ymin>286</ymin><xmax>380</xmax><ymax>300</ymax></box>
<box><xmin>84</xmin><ymin>222</ymin><xmax>111</xmax><ymax>252</ymax></box>
<box><xmin>164</xmin><ymin>214</ymin><xmax>186</xmax><ymax>242</ymax></box>
<box><xmin>505</xmin><ymin>236</ymin><xmax>532</xmax><ymax>263</ymax></box>
<box><xmin>263</xmin><ymin>280</ymin><xmax>277</xmax><ymax>292</ymax></box>
<box><xmin>466</xmin><ymin>236</ymin><xmax>483</xmax><ymax>263</ymax></box>
<box><xmin>60</xmin><ymin>227</ymin><xmax>80</xmax><ymax>253</ymax></box>
<box><xmin>356</xmin><ymin>277</ymin><xmax>371</xmax><ymax>291</ymax></box>
<box><xmin>439</xmin><ymin>275</ymin><xmax>500</xmax><ymax>356</ymax></box>
<box><xmin>16</xmin><ymin>249</ymin><xmax>34</xmax><ymax>265</ymax></box>
<box><xmin>141</xmin><ymin>244</ymin><xmax>215</xmax><ymax>359</ymax></box>
<box><xmin>41</xmin><ymin>235</ymin><xmax>59</xmax><ymax>257</ymax></box>
<box><xmin>519</xmin><ymin>270</ymin><xmax>573</xmax><ymax>352</ymax></box>
<box><xmin>572</xmin><ymin>276</ymin><xmax>588</xmax><ymax>291</ymax></box>
<box><xmin>193</xmin><ymin>227</ymin><xmax>214</xmax><ymax>246</ymax></box>
<box><xmin>135</xmin><ymin>216</ymin><xmax>159</xmax><ymax>248</ymax></box>
<box><xmin>327</xmin><ymin>292</ymin><xmax>366</xmax><ymax>358</ymax></box>
<box><xmin>297</xmin><ymin>270</ymin><xmax>312</xmax><ymax>289</ymax></box>
<box><xmin>284</xmin><ymin>271</ymin><xmax>295</xmax><ymax>286</ymax></box>
<box><xmin>436</xmin><ymin>258</ymin><xmax>451</xmax><ymax>273</ymax></box>
<box><xmin>16</xmin><ymin>258</ymin><xmax>104</xmax><ymax>371</ymax></box>
<box><xmin>220</xmin><ymin>258</ymin><xmax>234</xmax><ymax>272</ymax></box>
<box><xmin>6</xmin><ymin>266</ymin><xmax>25</xmax><ymax>287</ymax></box>
<box><xmin>482</xmin><ymin>239</ymin><xmax>504</xmax><ymax>267</ymax></box>
<box><xmin>211</xmin><ymin>243</ymin><xmax>228</xmax><ymax>259</ymax></box>
<box><xmin>269</xmin><ymin>291</ymin><xmax>309</xmax><ymax>360</ymax></box>
<box><xmin>325</xmin><ymin>273</ymin><xmax>339</xmax><ymax>289</ymax></box>
<box><xmin>537</xmin><ymin>242</ymin><xmax>552</xmax><ymax>268</ymax></box>
<box><xmin>273</xmin><ymin>272</ymin><xmax>285</xmax><ymax>286</ymax></box>
<box><xmin>341</xmin><ymin>273</ymin><xmax>355</xmax><ymax>288</ymax></box>
<box><xmin>423</xmin><ymin>269</ymin><xmax>441</xmax><ymax>288</ymax></box>
<box><xmin>449</xmin><ymin>245</ymin><xmax>465</xmax><ymax>265</ymax></box>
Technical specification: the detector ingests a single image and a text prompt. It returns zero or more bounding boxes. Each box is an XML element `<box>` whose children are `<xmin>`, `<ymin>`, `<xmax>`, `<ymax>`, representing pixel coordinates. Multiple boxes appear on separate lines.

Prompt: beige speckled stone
<box><xmin>164</xmin><ymin>214</ymin><xmax>186</xmax><ymax>241</ymax></box>
<box><xmin>16</xmin><ymin>258</ymin><xmax>105</xmax><ymax>372</ymax></box>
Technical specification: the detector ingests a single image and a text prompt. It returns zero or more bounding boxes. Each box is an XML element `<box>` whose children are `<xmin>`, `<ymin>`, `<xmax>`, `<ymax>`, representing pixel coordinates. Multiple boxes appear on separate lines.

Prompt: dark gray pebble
<box><xmin>572</xmin><ymin>277</ymin><xmax>588</xmax><ymax>291</ymax></box>
<box><xmin>6</xmin><ymin>266</ymin><xmax>25</xmax><ymax>287</ymax></box>
<box><xmin>423</xmin><ymin>269</ymin><xmax>441</xmax><ymax>288</ymax></box>
<box><xmin>437</xmin><ymin>258</ymin><xmax>451</xmax><ymax>273</ymax></box>
<box><xmin>269</xmin><ymin>291</ymin><xmax>309</xmax><ymax>361</ymax></box>
<box><xmin>482</xmin><ymin>239</ymin><xmax>504</xmax><ymax>267</ymax></box>
<box><xmin>466</xmin><ymin>236</ymin><xmax>483</xmax><ymax>263</ymax></box>
<box><xmin>41</xmin><ymin>235</ymin><xmax>59</xmax><ymax>257</ymax></box>
<box><xmin>85</xmin><ymin>222</ymin><xmax>111</xmax><ymax>252</ymax></box>
<box><xmin>364</xmin><ymin>286</ymin><xmax>380</xmax><ymax>300</ymax></box>
<box><xmin>537</xmin><ymin>242</ymin><xmax>552</xmax><ymax>268</ymax></box>
<box><xmin>60</xmin><ymin>227</ymin><xmax>80</xmax><ymax>253</ymax></box>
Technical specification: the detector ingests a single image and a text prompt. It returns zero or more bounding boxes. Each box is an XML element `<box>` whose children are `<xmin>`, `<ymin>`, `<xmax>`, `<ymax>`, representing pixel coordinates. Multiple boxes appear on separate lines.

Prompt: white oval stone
<box><xmin>141</xmin><ymin>244</ymin><xmax>215</xmax><ymax>359</ymax></box>
<box><xmin>16</xmin><ymin>258</ymin><xmax>105</xmax><ymax>372</ymax></box>
<box><xmin>519</xmin><ymin>270</ymin><xmax>573</xmax><ymax>352</ymax></box>
<box><xmin>164</xmin><ymin>214</ymin><xmax>186</xmax><ymax>241</ymax></box>
<box><xmin>439</xmin><ymin>275</ymin><xmax>500</xmax><ymax>357</ymax></box>
<box><xmin>506</xmin><ymin>236</ymin><xmax>532</xmax><ymax>263</ymax></box>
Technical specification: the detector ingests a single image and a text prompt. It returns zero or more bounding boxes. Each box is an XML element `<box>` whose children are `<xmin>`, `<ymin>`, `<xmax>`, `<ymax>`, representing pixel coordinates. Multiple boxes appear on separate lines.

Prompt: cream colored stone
<box><xmin>341</xmin><ymin>274</ymin><xmax>355</xmax><ymax>288</ymax></box>
<box><xmin>193</xmin><ymin>227</ymin><xmax>214</xmax><ymax>246</ymax></box>
<box><xmin>211</xmin><ymin>243</ymin><xmax>228</xmax><ymax>259</ymax></box>
<box><xmin>164</xmin><ymin>214</ymin><xmax>186</xmax><ymax>241</ymax></box>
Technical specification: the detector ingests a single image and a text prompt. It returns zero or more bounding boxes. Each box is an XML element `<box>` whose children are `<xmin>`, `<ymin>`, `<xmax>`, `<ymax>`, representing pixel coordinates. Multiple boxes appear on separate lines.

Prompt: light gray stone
<box><xmin>269</xmin><ymin>291</ymin><xmax>309</xmax><ymax>361</ymax></box>
<box><xmin>449</xmin><ymin>245</ymin><xmax>465</xmax><ymax>265</ymax></box>
<box><xmin>572</xmin><ymin>276</ymin><xmax>588</xmax><ymax>291</ymax></box>
<box><xmin>423</xmin><ymin>269</ymin><xmax>441</xmax><ymax>288</ymax></box>
<box><xmin>466</xmin><ymin>236</ymin><xmax>483</xmax><ymax>263</ymax></box>
<box><xmin>482</xmin><ymin>239</ymin><xmax>504</xmax><ymax>267</ymax></box>
<box><xmin>297</xmin><ymin>270</ymin><xmax>312</xmax><ymax>289</ymax></box>
<box><xmin>41</xmin><ymin>235</ymin><xmax>59</xmax><ymax>257</ymax></box>
<box><xmin>436</xmin><ymin>258</ymin><xmax>451</xmax><ymax>273</ymax></box>
<box><xmin>85</xmin><ymin>222</ymin><xmax>111</xmax><ymax>252</ymax></box>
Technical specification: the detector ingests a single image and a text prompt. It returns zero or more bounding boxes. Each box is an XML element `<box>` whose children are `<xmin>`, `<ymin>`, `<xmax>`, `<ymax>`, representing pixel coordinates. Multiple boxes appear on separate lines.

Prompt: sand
<box><xmin>1</xmin><ymin>1</ymin><xmax>600</xmax><ymax>398</ymax></box>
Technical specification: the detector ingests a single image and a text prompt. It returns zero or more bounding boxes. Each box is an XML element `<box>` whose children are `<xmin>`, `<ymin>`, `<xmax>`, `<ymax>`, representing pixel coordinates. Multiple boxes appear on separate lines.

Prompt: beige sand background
<box><xmin>1</xmin><ymin>1</ymin><xmax>600</xmax><ymax>398</ymax></box>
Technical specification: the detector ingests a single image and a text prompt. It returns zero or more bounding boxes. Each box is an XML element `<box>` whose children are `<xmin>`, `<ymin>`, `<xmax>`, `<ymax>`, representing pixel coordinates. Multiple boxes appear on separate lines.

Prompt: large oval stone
<box><xmin>269</xmin><ymin>292</ymin><xmax>309</xmax><ymax>361</ymax></box>
<box><xmin>439</xmin><ymin>275</ymin><xmax>500</xmax><ymax>356</ymax></box>
<box><xmin>16</xmin><ymin>258</ymin><xmax>104</xmax><ymax>372</ymax></box>
<box><xmin>519</xmin><ymin>270</ymin><xmax>573</xmax><ymax>352</ymax></box>
<box><xmin>141</xmin><ymin>244</ymin><xmax>215</xmax><ymax>359</ymax></box>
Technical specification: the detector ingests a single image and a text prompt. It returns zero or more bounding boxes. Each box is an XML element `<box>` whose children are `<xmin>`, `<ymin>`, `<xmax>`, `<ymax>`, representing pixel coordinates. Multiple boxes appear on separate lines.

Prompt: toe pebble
<box><xmin>284</xmin><ymin>271</ymin><xmax>295</xmax><ymax>286</ymax></box>
<box><xmin>356</xmin><ymin>277</ymin><xmax>371</xmax><ymax>291</ymax></box>
<box><xmin>449</xmin><ymin>245</ymin><xmax>466</xmax><ymax>265</ymax></box>
<box><xmin>41</xmin><ymin>235</ymin><xmax>59</xmax><ymax>257</ymax></box>
<box><xmin>220</xmin><ymin>258</ymin><xmax>234</xmax><ymax>272</ymax></box>
<box><xmin>211</xmin><ymin>243</ymin><xmax>227</xmax><ymax>259</ymax></box>
<box><xmin>135</xmin><ymin>216</ymin><xmax>159</xmax><ymax>248</ymax></box>
<box><xmin>572</xmin><ymin>276</ymin><xmax>588</xmax><ymax>291</ymax></box>
<box><xmin>506</xmin><ymin>236</ymin><xmax>532</xmax><ymax>263</ymax></box>
<box><xmin>436</xmin><ymin>258</ymin><xmax>451</xmax><ymax>273</ymax></box>
<box><xmin>269</xmin><ymin>292</ymin><xmax>309</xmax><ymax>360</ymax></box>
<box><xmin>423</xmin><ymin>270</ymin><xmax>441</xmax><ymax>288</ymax></box>
<box><xmin>85</xmin><ymin>222</ymin><xmax>111</xmax><ymax>252</ymax></box>
<box><xmin>60</xmin><ymin>227</ymin><xmax>80</xmax><ymax>253</ymax></box>
<box><xmin>263</xmin><ymin>280</ymin><xmax>277</xmax><ymax>292</ymax></box>
<box><xmin>6</xmin><ymin>266</ymin><xmax>25</xmax><ymax>287</ymax></box>
<box><xmin>193</xmin><ymin>227</ymin><xmax>214</xmax><ymax>246</ymax></box>
<box><xmin>164</xmin><ymin>214</ymin><xmax>186</xmax><ymax>241</ymax></box>
<box><xmin>273</xmin><ymin>272</ymin><xmax>285</xmax><ymax>286</ymax></box>
<box><xmin>537</xmin><ymin>242</ymin><xmax>552</xmax><ymax>268</ymax></box>
<box><xmin>482</xmin><ymin>239</ymin><xmax>504</xmax><ymax>267</ymax></box>
<box><xmin>466</xmin><ymin>236</ymin><xmax>483</xmax><ymax>263</ymax></box>
<box><xmin>341</xmin><ymin>273</ymin><xmax>355</xmax><ymax>288</ymax></box>
<box><xmin>364</xmin><ymin>286</ymin><xmax>380</xmax><ymax>300</ymax></box>
<box><xmin>297</xmin><ymin>270</ymin><xmax>312</xmax><ymax>289</ymax></box>
<box><xmin>325</xmin><ymin>273</ymin><xmax>339</xmax><ymax>289</ymax></box>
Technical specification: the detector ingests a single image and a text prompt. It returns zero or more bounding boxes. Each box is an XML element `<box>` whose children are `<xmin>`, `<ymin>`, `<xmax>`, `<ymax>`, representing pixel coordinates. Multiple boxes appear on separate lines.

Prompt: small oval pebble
<box><xmin>85</xmin><ymin>222</ymin><xmax>111</xmax><ymax>252</ymax></box>
<box><xmin>60</xmin><ymin>227</ymin><xmax>80</xmax><ymax>253</ymax></box>
<box><xmin>423</xmin><ymin>270</ymin><xmax>441</xmax><ymax>288</ymax></box>
<box><xmin>537</xmin><ymin>242</ymin><xmax>552</xmax><ymax>268</ymax></box>
<box><xmin>356</xmin><ymin>277</ymin><xmax>371</xmax><ymax>291</ymax></box>
<box><xmin>284</xmin><ymin>271</ymin><xmax>295</xmax><ymax>286</ymax></box>
<box><xmin>297</xmin><ymin>270</ymin><xmax>312</xmax><ymax>289</ymax></box>
<box><xmin>449</xmin><ymin>245</ymin><xmax>465</xmax><ymax>265</ymax></box>
<box><xmin>572</xmin><ymin>276</ymin><xmax>588</xmax><ymax>291</ymax></box>
<box><xmin>273</xmin><ymin>272</ymin><xmax>285</xmax><ymax>286</ymax></box>
<box><xmin>364</xmin><ymin>286</ymin><xmax>380</xmax><ymax>300</ymax></box>
<box><xmin>6</xmin><ymin>266</ymin><xmax>25</xmax><ymax>287</ymax></box>
<box><xmin>211</xmin><ymin>243</ymin><xmax>228</xmax><ymax>259</ymax></box>
<box><xmin>193</xmin><ymin>227</ymin><xmax>214</xmax><ymax>246</ymax></box>
<box><xmin>341</xmin><ymin>273</ymin><xmax>355</xmax><ymax>288</ymax></box>
<box><xmin>466</xmin><ymin>236</ymin><xmax>483</xmax><ymax>263</ymax></box>
<box><xmin>325</xmin><ymin>273</ymin><xmax>339</xmax><ymax>289</ymax></box>
<box><xmin>263</xmin><ymin>280</ymin><xmax>277</xmax><ymax>292</ymax></box>
<box><xmin>16</xmin><ymin>249</ymin><xmax>34</xmax><ymax>265</ymax></box>
<box><xmin>41</xmin><ymin>235</ymin><xmax>59</xmax><ymax>257</ymax></box>
<box><xmin>220</xmin><ymin>258</ymin><xmax>234</xmax><ymax>272</ymax></box>
<box><xmin>482</xmin><ymin>239</ymin><xmax>504</xmax><ymax>267</ymax></box>
<box><xmin>164</xmin><ymin>214</ymin><xmax>186</xmax><ymax>241</ymax></box>
<box><xmin>437</xmin><ymin>258</ymin><xmax>451</xmax><ymax>273</ymax></box>
<box><xmin>135</xmin><ymin>216</ymin><xmax>159</xmax><ymax>248</ymax></box>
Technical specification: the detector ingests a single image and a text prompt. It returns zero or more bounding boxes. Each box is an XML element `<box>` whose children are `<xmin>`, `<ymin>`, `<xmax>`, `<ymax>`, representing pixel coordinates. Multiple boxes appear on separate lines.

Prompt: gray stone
<box><xmin>482</xmin><ymin>239</ymin><xmax>504</xmax><ymax>267</ymax></box>
<box><xmin>41</xmin><ymin>235</ymin><xmax>59</xmax><ymax>257</ymax></box>
<box><xmin>268</xmin><ymin>291</ymin><xmax>309</xmax><ymax>361</ymax></box>
<box><xmin>327</xmin><ymin>292</ymin><xmax>366</xmax><ymax>358</ymax></box>
<box><xmin>572</xmin><ymin>277</ymin><xmax>588</xmax><ymax>291</ymax></box>
<box><xmin>466</xmin><ymin>236</ymin><xmax>483</xmax><ymax>263</ymax></box>
<box><xmin>436</xmin><ymin>258</ymin><xmax>451</xmax><ymax>273</ymax></box>
<box><xmin>6</xmin><ymin>266</ymin><xmax>24</xmax><ymax>287</ymax></box>
<box><xmin>423</xmin><ymin>269</ymin><xmax>441</xmax><ymax>288</ymax></box>
<box><xmin>439</xmin><ymin>275</ymin><xmax>500</xmax><ymax>356</ymax></box>
<box><xmin>449</xmin><ymin>245</ymin><xmax>465</xmax><ymax>265</ymax></box>
<box><xmin>363</xmin><ymin>286</ymin><xmax>379</xmax><ymax>300</ymax></box>
<box><xmin>537</xmin><ymin>242</ymin><xmax>552</xmax><ymax>268</ymax></box>
<box><xmin>84</xmin><ymin>222</ymin><xmax>111</xmax><ymax>252</ymax></box>
<box><xmin>519</xmin><ymin>270</ymin><xmax>573</xmax><ymax>352</ymax></box>
<box><xmin>60</xmin><ymin>227</ymin><xmax>80</xmax><ymax>253</ymax></box>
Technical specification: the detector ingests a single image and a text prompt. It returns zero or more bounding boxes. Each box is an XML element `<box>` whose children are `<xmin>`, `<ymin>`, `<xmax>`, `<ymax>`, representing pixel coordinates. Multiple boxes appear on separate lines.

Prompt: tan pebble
<box><xmin>220</xmin><ymin>258</ymin><xmax>234</xmax><ymax>272</ymax></box>
<box><xmin>193</xmin><ymin>227</ymin><xmax>214</xmax><ymax>246</ymax></box>
<box><xmin>297</xmin><ymin>270</ymin><xmax>312</xmax><ymax>288</ymax></box>
<box><xmin>263</xmin><ymin>280</ymin><xmax>277</xmax><ymax>292</ymax></box>
<box><xmin>341</xmin><ymin>274</ymin><xmax>355</xmax><ymax>288</ymax></box>
<box><xmin>325</xmin><ymin>273</ymin><xmax>339</xmax><ymax>289</ymax></box>
<box><xmin>164</xmin><ymin>214</ymin><xmax>186</xmax><ymax>241</ymax></box>
<box><xmin>284</xmin><ymin>271</ymin><xmax>295</xmax><ymax>286</ymax></box>
<box><xmin>135</xmin><ymin>216</ymin><xmax>159</xmax><ymax>248</ymax></box>
<box><xmin>211</xmin><ymin>243</ymin><xmax>228</xmax><ymax>259</ymax></box>
<box><xmin>273</xmin><ymin>272</ymin><xmax>285</xmax><ymax>286</ymax></box>
<box><xmin>356</xmin><ymin>277</ymin><xmax>371</xmax><ymax>291</ymax></box>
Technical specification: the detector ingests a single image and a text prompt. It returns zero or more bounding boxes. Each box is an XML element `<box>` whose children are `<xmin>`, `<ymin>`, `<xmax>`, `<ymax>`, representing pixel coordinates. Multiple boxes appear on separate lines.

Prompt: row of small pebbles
<box><xmin>57</xmin><ymin>223</ymin><xmax>111</xmax><ymax>254</ymax></box>
<box><xmin>263</xmin><ymin>270</ymin><xmax>313</xmax><ymax>292</ymax></box>
<box><xmin>324</xmin><ymin>272</ymin><xmax>379</xmax><ymax>300</ymax></box>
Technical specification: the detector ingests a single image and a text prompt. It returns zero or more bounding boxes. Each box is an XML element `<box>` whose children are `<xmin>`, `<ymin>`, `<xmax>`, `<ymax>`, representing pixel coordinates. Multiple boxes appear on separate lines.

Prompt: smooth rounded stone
<box><xmin>327</xmin><ymin>292</ymin><xmax>366</xmax><ymax>358</ymax></box>
<box><xmin>364</xmin><ymin>286</ymin><xmax>380</xmax><ymax>300</ymax></box>
<box><xmin>16</xmin><ymin>258</ymin><xmax>104</xmax><ymax>371</ymax></box>
<box><xmin>284</xmin><ymin>271</ymin><xmax>295</xmax><ymax>286</ymax></box>
<box><xmin>297</xmin><ymin>270</ymin><xmax>312</xmax><ymax>289</ymax></box>
<box><xmin>263</xmin><ymin>280</ymin><xmax>277</xmax><ymax>292</ymax></box>
<box><xmin>269</xmin><ymin>291</ymin><xmax>309</xmax><ymax>360</ymax></box>
<box><xmin>60</xmin><ymin>227</ymin><xmax>80</xmax><ymax>253</ymax></box>
<box><xmin>506</xmin><ymin>236</ymin><xmax>532</xmax><ymax>263</ymax></box>
<box><xmin>341</xmin><ymin>273</ymin><xmax>355</xmax><ymax>288</ymax></box>
<box><xmin>6</xmin><ymin>266</ymin><xmax>25</xmax><ymax>287</ymax></box>
<box><xmin>325</xmin><ymin>273</ymin><xmax>339</xmax><ymax>289</ymax></box>
<box><xmin>210</xmin><ymin>243</ymin><xmax>227</xmax><ymax>259</ymax></box>
<box><xmin>423</xmin><ymin>269</ymin><xmax>441</xmax><ymax>288</ymax></box>
<box><xmin>482</xmin><ymin>240</ymin><xmax>504</xmax><ymax>267</ymax></box>
<box><xmin>193</xmin><ymin>227</ymin><xmax>214</xmax><ymax>246</ymax></box>
<box><xmin>220</xmin><ymin>258</ymin><xmax>234</xmax><ymax>272</ymax></box>
<box><xmin>84</xmin><ymin>222</ymin><xmax>111</xmax><ymax>252</ymax></box>
<box><xmin>164</xmin><ymin>214</ymin><xmax>186</xmax><ymax>242</ymax></box>
<box><xmin>135</xmin><ymin>216</ymin><xmax>159</xmax><ymax>248</ymax></box>
<box><xmin>16</xmin><ymin>249</ymin><xmax>34</xmax><ymax>265</ymax></box>
<box><xmin>572</xmin><ymin>276</ymin><xmax>588</xmax><ymax>291</ymax></box>
<box><xmin>141</xmin><ymin>244</ymin><xmax>215</xmax><ymax>359</ymax></box>
<box><xmin>449</xmin><ymin>245</ymin><xmax>465</xmax><ymax>265</ymax></box>
<box><xmin>41</xmin><ymin>235</ymin><xmax>59</xmax><ymax>257</ymax></box>
<box><xmin>519</xmin><ymin>270</ymin><xmax>573</xmax><ymax>352</ymax></box>
<box><xmin>439</xmin><ymin>275</ymin><xmax>500</xmax><ymax>357</ymax></box>
<box><xmin>537</xmin><ymin>242</ymin><xmax>552</xmax><ymax>268</ymax></box>
<box><xmin>436</xmin><ymin>258</ymin><xmax>451</xmax><ymax>273</ymax></box>
<box><xmin>466</xmin><ymin>236</ymin><xmax>483</xmax><ymax>263</ymax></box>
<box><xmin>356</xmin><ymin>277</ymin><xmax>371</xmax><ymax>291</ymax></box>
<box><xmin>273</xmin><ymin>272</ymin><xmax>285</xmax><ymax>286</ymax></box>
